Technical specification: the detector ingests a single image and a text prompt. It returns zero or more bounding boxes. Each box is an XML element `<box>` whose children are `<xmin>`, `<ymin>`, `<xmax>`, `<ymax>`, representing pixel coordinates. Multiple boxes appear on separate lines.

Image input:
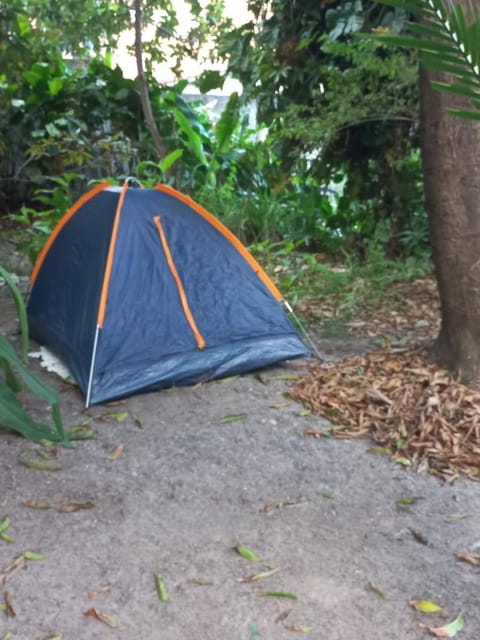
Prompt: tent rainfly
<box><xmin>27</xmin><ymin>182</ymin><xmax>310</xmax><ymax>406</ymax></box>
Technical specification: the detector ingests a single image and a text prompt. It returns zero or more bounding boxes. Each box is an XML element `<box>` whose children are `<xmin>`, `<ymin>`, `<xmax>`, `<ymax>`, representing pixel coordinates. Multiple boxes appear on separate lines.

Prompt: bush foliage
<box><xmin>1</xmin><ymin>0</ymin><xmax>430</xmax><ymax>262</ymax></box>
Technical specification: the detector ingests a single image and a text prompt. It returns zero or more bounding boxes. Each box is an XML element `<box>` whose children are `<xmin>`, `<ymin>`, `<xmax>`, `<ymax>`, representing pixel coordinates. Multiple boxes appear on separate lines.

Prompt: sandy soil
<box><xmin>1</xmin><ymin>286</ymin><xmax>480</xmax><ymax>640</ymax></box>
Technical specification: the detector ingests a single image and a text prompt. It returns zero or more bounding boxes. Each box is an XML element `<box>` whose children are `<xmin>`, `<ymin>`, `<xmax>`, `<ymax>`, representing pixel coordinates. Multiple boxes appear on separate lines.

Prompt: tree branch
<box><xmin>134</xmin><ymin>0</ymin><xmax>167</xmax><ymax>160</ymax></box>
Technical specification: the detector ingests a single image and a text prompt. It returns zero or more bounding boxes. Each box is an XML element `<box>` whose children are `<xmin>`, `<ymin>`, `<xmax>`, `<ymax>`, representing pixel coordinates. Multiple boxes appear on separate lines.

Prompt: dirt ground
<box><xmin>1</xmin><ymin>286</ymin><xmax>480</xmax><ymax>640</ymax></box>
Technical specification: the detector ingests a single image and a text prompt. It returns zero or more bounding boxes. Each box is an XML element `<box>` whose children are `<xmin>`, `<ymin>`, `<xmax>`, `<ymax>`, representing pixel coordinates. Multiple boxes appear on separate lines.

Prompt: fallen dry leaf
<box><xmin>22</xmin><ymin>501</ymin><xmax>52</xmax><ymax>510</ymax></box>
<box><xmin>260</xmin><ymin>497</ymin><xmax>306</xmax><ymax>513</ymax></box>
<box><xmin>396</xmin><ymin>497</ymin><xmax>418</xmax><ymax>506</ymax></box>
<box><xmin>368</xmin><ymin>582</ymin><xmax>386</xmax><ymax>599</ymax></box>
<box><xmin>238</xmin><ymin>568</ymin><xmax>280</xmax><ymax>583</ymax></box>
<box><xmin>132</xmin><ymin>414</ymin><xmax>143</xmax><ymax>428</ymax></box>
<box><xmin>0</xmin><ymin>554</ymin><xmax>26</xmax><ymax>586</ymax></box>
<box><xmin>0</xmin><ymin>533</ymin><xmax>13</xmax><ymax>544</ymax></box>
<box><xmin>291</xmin><ymin>341</ymin><xmax>480</xmax><ymax>482</ymax></box>
<box><xmin>410</xmin><ymin>599</ymin><xmax>442</xmax><ymax>613</ymax></box>
<box><xmin>217</xmin><ymin>413</ymin><xmax>248</xmax><ymax>424</ymax></box>
<box><xmin>298</xmin><ymin>277</ymin><xmax>440</xmax><ymax>344</ymax></box>
<box><xmin>260</xmin><ymin>591</ymin><xmax>297</xmax><ymax>599</ymax></box>
<box><xmin>19</xmin><ymin>458</ymin><xmax>63</xmax><ymax>472</ymax></box>
<box><xmin>457</xmin><ymin>553</ymin><xmax>480</xmax><ymax>566</ymax></box>
<box><xmin>303</xmin><ymin>428</ymin><xmax>325</xmax><ymax>439</ymax></box>
<box><xmin>106</xmin><ymin>444</ymin><xmax>124</xmax><ymax>460</ymax></box>
<box><xmin>285</xmin><ymin>625</ymin><xmax>311</xmax><ymax>633</ymax></box>
<box><xmin>88</xmin><ymin>585</ymin><xmax>111</xmax><ymax>600</ymax></box>
<box><xmin>421</xmin><ymin>612</ymin><xmax>464</xmax><ymax>637</ymax></box>
<box><xmin>4</xmin><ymin>591</ymin><xmax>15</xmax><ymax>618</ymax></box>
<box><xmin>59</xmin><ymin>501</ymin><xmax>95</xmax><ymax>513</ymax></box>
<box><xmin>84</xmin><ymin>607</ymin><xmax>118</xmax><ymax>628</ymax></box>
<box><xmin>275</xmin><ymin>609</ymin><xmax>292</xmax><ymax>624</ymax></box>
<box><xmin>409</xmin><ymin>528</ymin><xmax>429</xmax><ymax>545</ymax></box>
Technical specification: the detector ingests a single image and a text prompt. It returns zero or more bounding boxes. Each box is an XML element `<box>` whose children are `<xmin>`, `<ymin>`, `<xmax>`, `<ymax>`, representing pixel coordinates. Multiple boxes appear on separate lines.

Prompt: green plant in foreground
<box><xmin>0</xmin><ymin>265</ymin><xmax>68</xmax><ymax>444</ymax></box>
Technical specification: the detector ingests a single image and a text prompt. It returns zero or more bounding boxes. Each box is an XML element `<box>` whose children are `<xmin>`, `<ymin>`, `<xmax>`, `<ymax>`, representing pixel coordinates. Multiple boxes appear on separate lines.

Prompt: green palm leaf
<box><xmin>408</xmin><ymin>22</ymin><xmax>452</xmax><ymax>40</ymax></box>
<box><xmin>431</xmin><ymin>80</ymin><xmax>480</xmax><ymax>100</ymax></box>
<box><xmin>448</xmin><ymin>108</ymin><xmax>480</xmax><ymax>119</ymax></box>
<box><xmin>378</xmin><ymin>34</ymin><xmax>459</xmax><ymax>53</ymax></box>
<box><xmin>373</xmin><ymin>0</ymin><xmax>480</xmax><ymax>118</ymax></box>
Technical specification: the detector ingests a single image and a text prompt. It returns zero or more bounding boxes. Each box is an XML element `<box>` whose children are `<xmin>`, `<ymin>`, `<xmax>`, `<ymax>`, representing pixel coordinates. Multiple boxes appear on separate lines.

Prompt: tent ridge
<box><xmin>97</xmin><ymin>181</ymin><xmax>128</xmax><ymax>328</ymax></box>
<box><xmin>154</xmin><ymin>183</ymin><xmax>283</xmax><ymax>302</ymax></box>
<box><xmin>29</xmin><ymin>181</ymin><xmax>112</xmax><ymax>288</ymax></box>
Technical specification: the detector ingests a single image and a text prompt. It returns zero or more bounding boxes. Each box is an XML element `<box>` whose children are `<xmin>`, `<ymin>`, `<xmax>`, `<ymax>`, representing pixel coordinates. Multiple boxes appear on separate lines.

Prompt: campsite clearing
<box><xmin>1</xmin><ymin>286</ymin><xmax>480</xmax><ymax>639</ymax></box>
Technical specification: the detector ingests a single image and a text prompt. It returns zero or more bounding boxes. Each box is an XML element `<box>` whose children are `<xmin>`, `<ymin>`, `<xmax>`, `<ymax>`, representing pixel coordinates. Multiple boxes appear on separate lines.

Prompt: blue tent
<box><xmin>27</xmin><ymin>183</ymin><xmax>309</xmax><ymax>406</ymax></box>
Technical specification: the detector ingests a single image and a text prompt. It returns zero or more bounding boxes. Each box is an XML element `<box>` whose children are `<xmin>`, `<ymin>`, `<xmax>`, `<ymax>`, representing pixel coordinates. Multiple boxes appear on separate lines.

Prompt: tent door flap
<box><xmin>153</xmin><ymin>216</ymin><xmax>205</xmax><ymax>350</ymax></box>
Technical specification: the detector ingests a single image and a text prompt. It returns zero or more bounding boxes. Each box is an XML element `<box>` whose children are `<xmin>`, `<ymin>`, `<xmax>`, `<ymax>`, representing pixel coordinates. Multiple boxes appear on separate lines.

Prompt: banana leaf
<box><xmin>0</xmin><ymin>334</ymin><xmax>68</xmax><ymax>443</ymax></box>
<box><xmin>0</xmin><ymin>266</ymin><xmax>29</xmax><ymax>360</ymax></box>
<box><xmin>0</xmin><ymin>381</ymin><xmax>63</xmax><ymax>442</ymax></box>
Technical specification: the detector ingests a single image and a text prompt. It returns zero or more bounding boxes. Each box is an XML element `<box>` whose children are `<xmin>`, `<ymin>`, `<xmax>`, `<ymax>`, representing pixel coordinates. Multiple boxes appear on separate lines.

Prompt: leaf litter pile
<box><xmin>291</xmin><ymin>279</ymin><xmax>480</xmax><ymax>482</ymax></box>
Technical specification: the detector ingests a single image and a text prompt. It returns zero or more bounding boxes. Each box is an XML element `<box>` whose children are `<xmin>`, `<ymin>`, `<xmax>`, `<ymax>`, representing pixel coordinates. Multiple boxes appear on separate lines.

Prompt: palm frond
<box><xmin>448</xmin><ymin>108</ymin><xmax>480</xmax><ymax>119</ymax></box>
<box><xmin>408</xmin><ymin>21</ymin><xmax>452</xmax><ymax>40</ymax></box>
<box><xmin>374</xmin><ymin>0</ymin><xmax>480</xmax><ymax>118</ymax></box>
<box><xmin>431</xmin><ymin>79</ymin><xmax>480</xmax><ymax>100</ymax></box>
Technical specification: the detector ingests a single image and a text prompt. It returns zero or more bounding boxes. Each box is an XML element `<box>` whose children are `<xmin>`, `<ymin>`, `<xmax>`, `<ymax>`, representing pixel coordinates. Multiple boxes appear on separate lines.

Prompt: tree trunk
<box><xmin>420</xmin><ymin>59</ymin><xmax>480</xmax><ymax>385</ymax></box>
<box><xmin>134</xmin><ymin>0</ymin><xmax>167</xmax><ymax>160</ymax></box>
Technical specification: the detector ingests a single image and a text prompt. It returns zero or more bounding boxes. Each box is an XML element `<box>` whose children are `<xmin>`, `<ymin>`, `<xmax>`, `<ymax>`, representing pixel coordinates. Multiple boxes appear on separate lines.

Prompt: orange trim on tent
<box><xmin>97</xmin><ymin>182</ymin><xmax>128</xmax><ymax>328</ymax></box>
<box><xmin>30</xmin><ymin>181</ymin><xmax>111</xmax><ymax>287</ymax></box>
<box><xmin>154</xmin><ymin>184</ymin><xmax>283</xmax><ymax>302</ymax></box>
<box><xmin>153</xmin><ymin>216</ymin><xmax>206</xmax><ymax>351</ymax></box>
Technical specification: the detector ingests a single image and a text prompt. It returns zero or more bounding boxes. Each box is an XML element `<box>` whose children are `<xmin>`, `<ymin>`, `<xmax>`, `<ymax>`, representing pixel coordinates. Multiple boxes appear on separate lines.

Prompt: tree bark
<box><xmin>134</xmin><ymin>0</ymin><xmax>167</xmax><ymax>160</ymax></box>
<box><xmin>420</xmin><ymin>53</ymin><xmax>480</xmax><ymax>385</ymax></box>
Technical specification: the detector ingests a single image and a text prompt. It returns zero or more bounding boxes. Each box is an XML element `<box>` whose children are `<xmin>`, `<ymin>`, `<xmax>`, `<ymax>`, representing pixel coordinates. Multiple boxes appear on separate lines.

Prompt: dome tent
<box><xmin>27</xmin><ymin>182</ymin><xmax>310</xmax><ymax>406</ymax></box>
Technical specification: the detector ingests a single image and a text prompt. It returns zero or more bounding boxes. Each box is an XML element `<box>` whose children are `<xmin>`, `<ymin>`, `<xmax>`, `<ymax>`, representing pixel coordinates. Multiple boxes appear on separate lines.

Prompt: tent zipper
<box><xmin>153</xmin><ymin>216</ymin><xmax>205</xmax><ymax>350</ymax></box>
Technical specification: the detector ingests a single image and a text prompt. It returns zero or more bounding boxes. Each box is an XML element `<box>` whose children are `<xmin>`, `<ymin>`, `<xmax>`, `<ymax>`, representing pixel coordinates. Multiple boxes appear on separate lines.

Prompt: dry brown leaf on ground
<box><xmin>457</xmin><ymin>553</ymin><xmax>480</xmax><ymax>566</ymax></box>
<box><xmin>298</xmin><ymin>277</ymin><xmax>441</xmax><ymax>343</ymax></box>
<box><xmin>0</xmin><ymin>554</ymin><xmax>26</xmax><ymax>586</ymax></box>
<box><xmin>291</xmin><ymin>345</ymin><xmax>480</xmax><ymax>481</ymax></box>
<box><xmin>4</xmin><ymin>591</ymin><xmax>15</xmax><ymax>618</ymax></box>
<box><xmin>106</xmin><ymin>444</ymin><xmax>124</xmax><ymax>460</ymax></box>
<box><xmin>59</xmin><ymin>501</ymin><xmax>95</xmax><ymax>513</ymax></box>
<box><xmin>260</xmin><ymin>497</ymin><xmax>306</xmax><ymax>513</ymax></box>
<box><xmin>84</xmin><ymin>607</ymin><xmax>118</xmax><ymax>627</ymax></box>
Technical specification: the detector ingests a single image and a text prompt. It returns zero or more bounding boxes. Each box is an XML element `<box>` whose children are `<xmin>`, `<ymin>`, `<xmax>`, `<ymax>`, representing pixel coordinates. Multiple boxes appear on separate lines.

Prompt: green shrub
<box><xmin>0</xmin><ymin>265</ymin><xmax>68</xmax><ymax>443</ymax></box>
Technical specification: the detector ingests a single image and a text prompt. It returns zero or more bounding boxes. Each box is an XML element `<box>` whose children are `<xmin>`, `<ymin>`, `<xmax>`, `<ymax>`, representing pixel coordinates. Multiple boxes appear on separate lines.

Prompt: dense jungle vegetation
<box><xmin>2</xmin><ymin>0</ymin><xmax>480</xmax><ymax>392</ymax></box>
<box><xmin>0</xmin><ymin>0</ymin><xmax>427</xmax><ymax>265</ymax></box>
